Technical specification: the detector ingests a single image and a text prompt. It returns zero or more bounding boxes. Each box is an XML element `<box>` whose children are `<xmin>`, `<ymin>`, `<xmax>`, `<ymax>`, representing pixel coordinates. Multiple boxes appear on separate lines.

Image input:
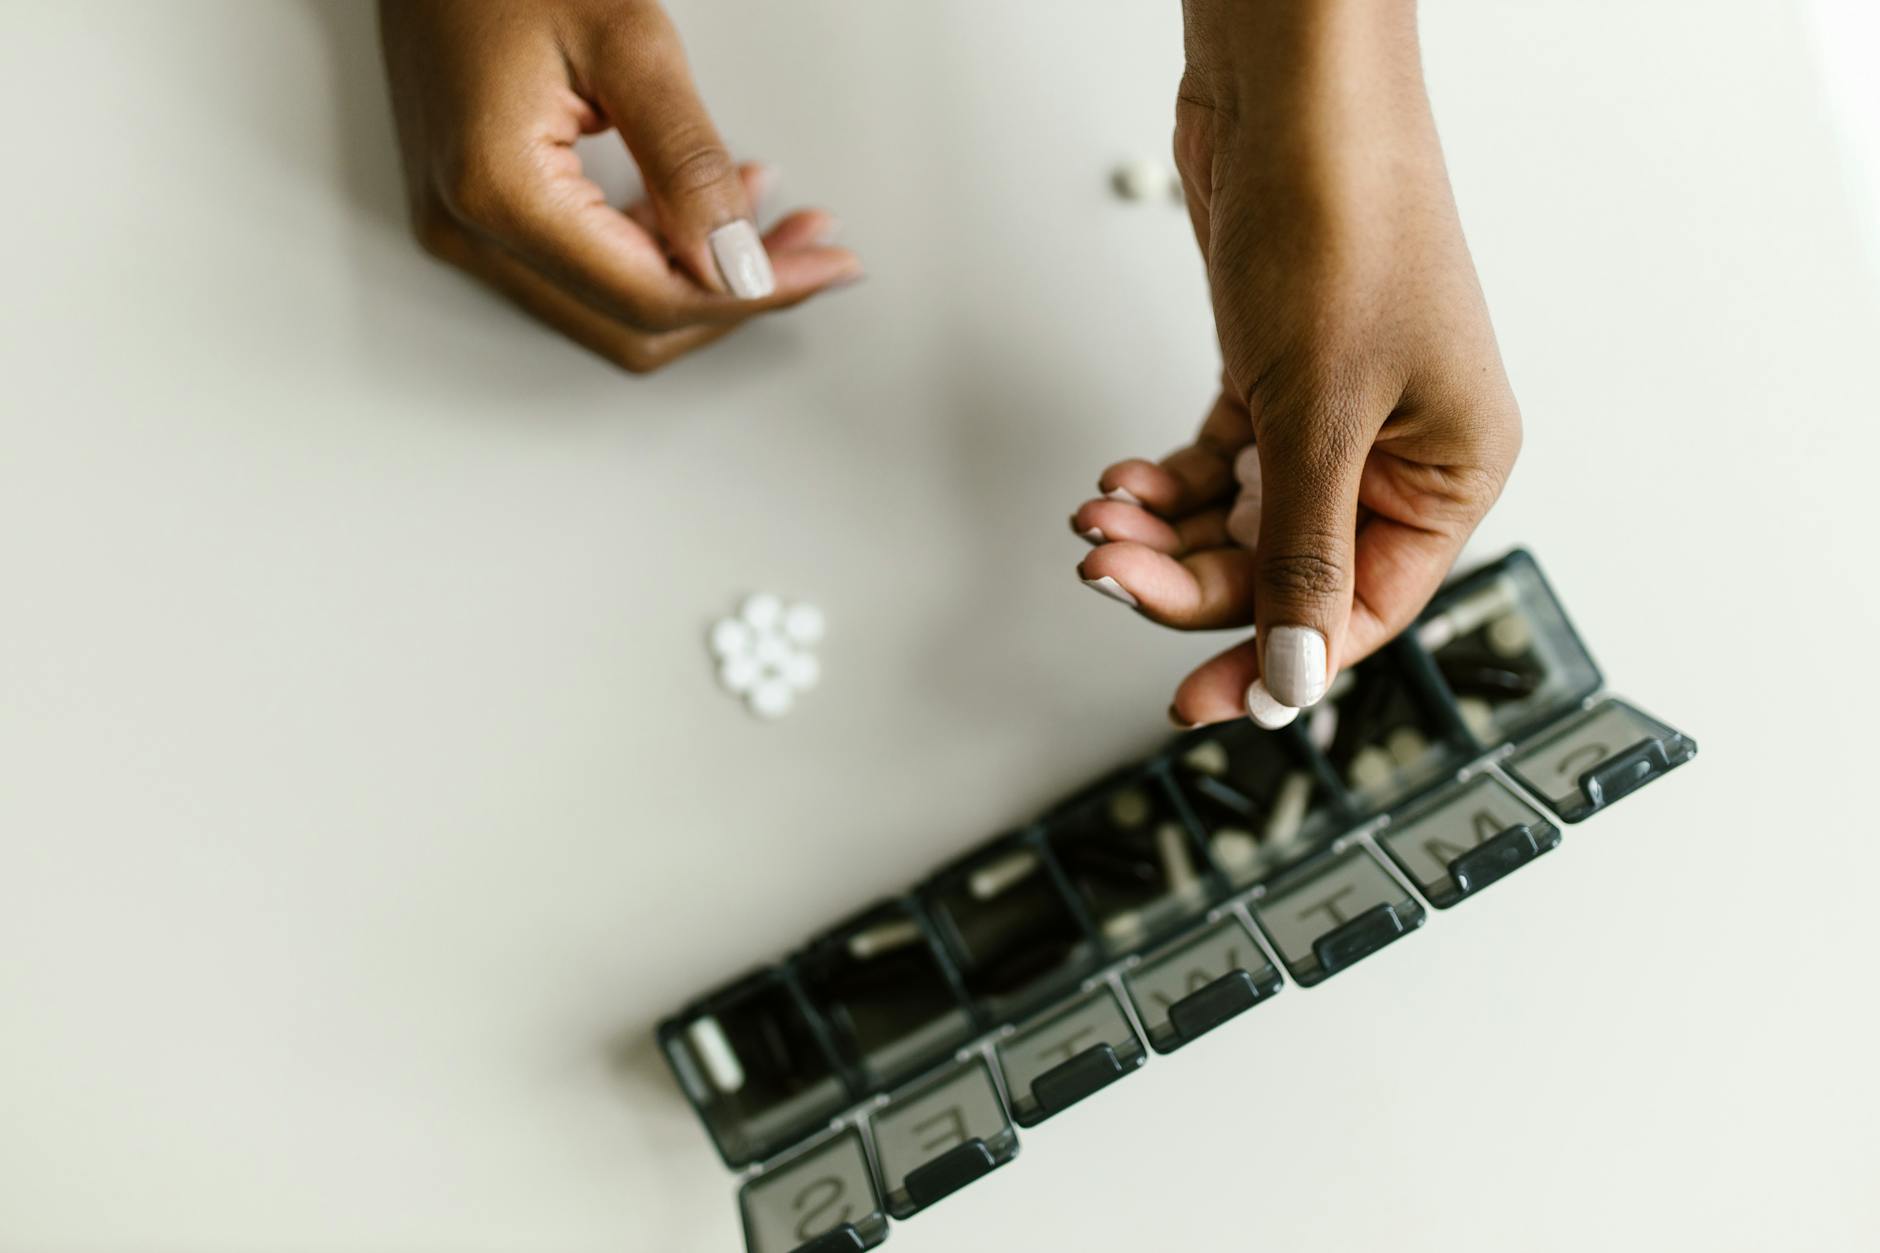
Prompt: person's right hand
<box><xmin>380</xmin><ymin>0</ymin><xmax>862</xmax><ymax>373</ymax></box>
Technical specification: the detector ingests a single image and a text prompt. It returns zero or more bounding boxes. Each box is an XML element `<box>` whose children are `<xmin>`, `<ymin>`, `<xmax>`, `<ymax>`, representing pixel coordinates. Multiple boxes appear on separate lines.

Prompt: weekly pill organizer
<box><xmin>657</xmin><ymin>550</ymin><xmax>1697</xmax><ymax>1253</ymax></box>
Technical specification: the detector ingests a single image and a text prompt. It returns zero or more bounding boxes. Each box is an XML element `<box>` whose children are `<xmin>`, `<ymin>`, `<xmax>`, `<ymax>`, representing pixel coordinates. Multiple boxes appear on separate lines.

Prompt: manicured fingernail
<box><xmin>813</xmin><ymin>216</ymin><xmax>843</xmax><ymax>246</ymax></box>
<box><xmin>1104</xmin><ymin>486</ymin><xmax>1145</xmax><ymax>506</ymax></box>
<box><xmin>748</xmin><ymin>164</ymin><xmax>779</xmax><ymax>211</ymax></box>
<box><xmin>709</xmin><ymin>220</ymin><xmax>776</xmax><ymax>298</ymax></box>
<box><xmin>1168</xmin><ymin>704</ymin><xmax>1197</xmax><ymax>730</ymax></box>
<box><xmin>1264</xmin><ymin>625</ymin><xmax>1329</xmax><ymax>707</ymax></box>
<box><xmin>1079</xmin><ymin>526</ymin><xmax>1107</xmax><ymax>544</ymax></box>
<box><xmin>1083</xmin><ymin>575</ymin><xmax>1138</xmax><ymax>608</ymax></box>
<box><xmin>1225</xmin><ymin>495</ymin><xmax>1261</xmax><ymax>550</ymax></box>
<box><xmin>1245</xmin><ymin>679</ymin><xmax>1300</xmax><ymax>729</ymax></box>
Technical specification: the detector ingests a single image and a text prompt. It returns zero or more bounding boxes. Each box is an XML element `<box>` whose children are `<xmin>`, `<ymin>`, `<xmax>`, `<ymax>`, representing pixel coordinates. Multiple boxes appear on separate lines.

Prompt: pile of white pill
<box><xmin>709</xmin><ymin>593</ymin><xmax>824</xmax><ymax>719</ymax></box>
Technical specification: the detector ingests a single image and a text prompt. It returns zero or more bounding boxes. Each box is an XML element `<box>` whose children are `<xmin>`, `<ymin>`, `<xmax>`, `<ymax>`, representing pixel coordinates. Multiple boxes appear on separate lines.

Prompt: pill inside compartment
<box><xmin>1417</xmin><ymin>552</ymin><xmax>1601</xmax><ymax>746</ymax></box>
<box><xmin>1167</xmin><ymin>721</ymin><xmax>1340</xmax><ymax>888</ymax></box>
<box><xmin>1041</xmin><ymin>771</ymin><xmax>1217</xmax><ymax>955</ymax></box>
<box><xmin>1312</xmin><ymin>651</ymin><xmax>1464</xmax><ymax>813</ymax></box>
<box><xmin>922</xmin><ymin>835</ymin><xmax>1098</xmax><ymax>1025</ymax></box>
<box><xmin>795</xmin><ymin>903</ymin><xmax>976</xmax><ymax>1091</ymax></box>
<box><xmin>660</xmin><ymin>968</ymin><xmax>852</xmax><ymax>1167</ymax></box>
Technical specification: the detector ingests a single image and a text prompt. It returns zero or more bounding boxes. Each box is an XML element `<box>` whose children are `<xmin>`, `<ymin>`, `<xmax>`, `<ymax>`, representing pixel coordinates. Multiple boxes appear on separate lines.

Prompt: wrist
<box><xmin>1185</xmin><ymin>0</ymin><xmax>1425</xmax><ymax>122</ymax></box>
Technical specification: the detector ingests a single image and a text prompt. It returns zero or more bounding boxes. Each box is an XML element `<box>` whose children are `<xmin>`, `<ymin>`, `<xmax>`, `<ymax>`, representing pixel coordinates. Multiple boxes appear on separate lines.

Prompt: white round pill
<box><xmin>1348</xmin><ymin>745</ymin><xmax>1395</xmax><ymax>794</ymax></box>
<box><xmin>753</xmin><ymin>632</ymin><xmax>793</xmax><ymax>669</ymax></box>
<box><xmin>781</xmin><ymin>650</ymin><xmax>821</xmax><ymax>691</ymax></box>
<box><xmin>1111</xmin><ymin>159</ymin><xmax>1174</xmax><ymax>202</ymax></box>
<box><xmin>782</xmin><ymin>602</ymin><xmax>825</xmax><ymax>645</ymax></box>
<box><xmin>1385</xmin><ymin>726</ymin><xmax>1429</xmax><ymax>768</ymax></box>
<box><xmin>709</xmin><ymin>617</ymin><xmax>754</xmax><ymax>660</ymax></box>
<box><xmin>1486</xmin><ymin>612</ymin><xmax>1534</xmax><ymax>658</ymax></box>
<box><xmin>718</xmin><ymin>654</ymin><xmax>762</xmax><ymax>695</ymax></box>
<box><xmin>740</xmin><ymin>592</ymin><xmax>783</xmax><ymax>631</ymax></box>
<box><xmin>748</xmin><ymin>678</ymin><xmax>795</xmax><ymax>719</ymax></box>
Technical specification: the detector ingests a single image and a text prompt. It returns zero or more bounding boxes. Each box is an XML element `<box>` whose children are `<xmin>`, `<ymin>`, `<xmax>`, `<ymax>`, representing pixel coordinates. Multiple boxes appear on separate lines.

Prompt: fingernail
<box><xmin>1264</xmin><ymin>625</ymin><xmax>1329</xmax><ymax>707</ymax></box>
<box><xmin>1168</xmin><ymin>704</ymin><xmax>1198</xmax><ymax>730</ymax></box>
<box><xmin>1079</xmin><ymin>526</ymin><xmax>1107</xmax><ymax>544</ymax></box>
<box><xmin>748</xmin><ymin>164</ymin><xmax>779</xmax><ymax>211</ymax></box>
<box><xmin>708</xmin><ymin>220</ymin><xmax>776</xmax><ymax>298</ymax></box>
<box><xmin>813</xmin><ymin>216</ymin><xmax>843</xmax><ymax>246</ymax></box>
<box><xmin>1083</xmin><ymin>575</ymin><xmax>1138</xmax><ymax>608</ymax></box>
<box><xmin>1104</xmin><ymin>486</ymin><xmax>1145</xmax><ymax>506</ymax></box>
<box><xmin>1245</xmin><ymin>679</ymin><xmax>1300</xmax><ymax>729</ymax></box>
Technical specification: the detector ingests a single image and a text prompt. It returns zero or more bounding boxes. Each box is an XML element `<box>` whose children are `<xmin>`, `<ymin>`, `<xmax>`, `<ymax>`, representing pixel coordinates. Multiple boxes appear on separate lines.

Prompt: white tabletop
<box><xmin>3</xmin><ymin>2</ymin><xmax>1877</xmax><ymax>1250</ymax></box>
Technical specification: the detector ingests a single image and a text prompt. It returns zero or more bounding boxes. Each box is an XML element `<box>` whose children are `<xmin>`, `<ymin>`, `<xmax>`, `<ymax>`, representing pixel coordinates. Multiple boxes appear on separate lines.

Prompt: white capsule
<box><xmin>1263</xmin><ymin>771</ymin><xmax>1314</xmax><ymax>847</ymax></box>
<box><xmin>969</xmin><ymin>850</ymin><xmax>1038</xmax><ymax>900</ymax></box>
<box><xmin>686</xmin><ymin>1016</ymin><xmax>746</xmax><ymax>1094</ymax></box>
<box><xmin>780</xmin><ymin>650</ymin><xmax>821</xmax><ymax>691</ymax></box>
<box><xmin>782</xmin><ymin>602</ymin><xmax>825</xmax><ymax>645</ymax></box>
<box><xmin>740</xmin><ymin>592</ymin><xmax>783</xmax><ymax>631</ymax></box>
<box><xmin>719</xmin><ymin>654</ymin><xmax>762</xmax><ymax>695</ymax></box>
<box><xmin>754</xmin><ymin>632</ymin><xmax>793</xmax><ymax>669</ymax></box>
<box><xmin>847</xmin><ymin>917</ymin><xmax>924</xmax><ymax>961</ymax></box>
<box><xmin>748</xmin><ymin>678</ymin><xmax>795</xmax><ymax>719</ymax></box>
<box><xmin>1111</xmin><ymin>159</ymin><xmax>1175</xmax><ymax>202</ymax></box>
<box><xmin>1156</xmin><ymin>821</ymin><xmax>1200</xmax><ymax>894</ymax></box>
<box><xmin>1417</xmin><ymin>577</ymin><xmax>1520</xmax><ymax>652</ymax></box>
<box><xmin>708</xmin><ymin>617</ymin><xmax>754</xmax><ymax>660</ymax></box>
<box><xmin>1386</xmin><ymin>726</ymin><xmax>1430</xmax><ymax>768</ymax></box>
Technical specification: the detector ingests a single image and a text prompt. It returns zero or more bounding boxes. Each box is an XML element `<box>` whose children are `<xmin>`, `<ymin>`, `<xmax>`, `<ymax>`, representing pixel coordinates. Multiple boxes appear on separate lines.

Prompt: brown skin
<box><xmin>379</xmin><ymin>0</ymin><xmax>862</xmax><ymax>374</ymax></box>
<box><xmin>1072</xmin><ymin>0</ymin><xmax>1521</xmax><ymax>725</ymax></box>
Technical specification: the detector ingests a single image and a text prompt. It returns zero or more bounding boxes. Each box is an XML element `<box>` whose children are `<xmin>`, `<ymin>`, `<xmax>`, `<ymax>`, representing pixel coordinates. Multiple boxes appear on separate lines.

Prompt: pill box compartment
<box><xmin>795</xmin><ymin>901</ymin><xmax>977</xmax><ymax>1092</ymax></box>
<box><xmin>1166</xmin><ymin>719</ymin><xmax>1346</xmax><ymax>888</ymax></box>
<box><xmin>1378</xmin><ymin>773</ymin><xmax>1562</xmax><ymax>908</ymax></box>
<box><xmin>1251</xmin><ymin>845</ymin><xmax>1428</xmax><ymax>986</ymax></box>
<box><xmin>738</xmin><ymin>1128</ymin><xmax>889</xmax><ymax>1253</ymax></box>
<box><xmin>1505</xmin><ymin>698</ymin><xmax>1696</xmax><ymax>823</ymax></box>
<box><xmin>918</xmin><ymin>833</ymin><xmax>1099</xmax><ymax>1028</ymax></box>
<box><xmin>1417</xmin><ymin>549</ymin><xmax>1603</xmax><ymax>747</ymax></box>
<box><xmin>659</xmin><ymin>967</ymin><xmax>855</xmax><ymax>1168</ymax></box>
<box><xmin>994</xmin><ymin>984</ymin><xmax>1148</xmax><ymax>1125</ymax></box>
<box><xmin>1039</xmin><ymin>766</ymin><xmax>1219</xmax><ymax>957</ymax></box>
<box><xmin>1311</xmin><ymin>645</ymin><xmax>1471</xmax><ymax>814</ymax></box>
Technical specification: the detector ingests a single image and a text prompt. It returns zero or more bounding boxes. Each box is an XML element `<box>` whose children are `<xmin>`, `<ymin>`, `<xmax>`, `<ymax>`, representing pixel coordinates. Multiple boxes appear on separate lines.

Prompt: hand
<box><xmin>1071</xmin><ymin>0</ymin><xmax>1521</xmax><ymax>728</ymax></box>
<box><xmin>379</xmin><ymin>0</ymin><xmax>862</xmax><ymax>373</ymax></box>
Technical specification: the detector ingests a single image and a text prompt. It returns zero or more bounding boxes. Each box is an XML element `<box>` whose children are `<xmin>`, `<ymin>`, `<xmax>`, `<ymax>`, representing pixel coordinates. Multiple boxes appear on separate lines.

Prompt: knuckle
<box><xmin>436</xmin><ymin>155</ymin><xmax>519</xmax><ymax>233</ymax></box>
<box><xmin>411</xmin><ymin>209</ymin><xmax>466</xmax><ymax>264</ymax></box>
<box><xmin>610</xmin><ymin>342</ymin><xmax>664</xmax><ymax>375</ymax></box>
<box><xmin>660</xmin><ymin>139</ymin><xmax>737</xmax><ymax>201</ymax></box>
<box><xmin>1261</xmin><ymin>548</ymin><xmax>1348</xmax><ymax>604</ymax></box>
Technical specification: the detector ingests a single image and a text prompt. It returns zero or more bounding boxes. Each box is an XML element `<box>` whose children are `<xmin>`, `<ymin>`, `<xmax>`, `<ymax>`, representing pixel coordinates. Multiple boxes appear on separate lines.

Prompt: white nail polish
<box><xmin>1226</xmin><ymin>494</ymin><xmax>1261</xmax><ymax>550</ymax></box>
<box><xmin>1079</xmin><ymin>527</ymin><xmax>1107</xmax><ymax>544</ymax></box>
<box><xmin>1233</xmin><ymin>444</ymin><xmax>1262</xmax><ymax>488</ymax></box>
<box><xmin>1245</xmin><ymin>679</ymin><xmax>1299</xmax><ymax>729</ymax></box>
<box><xmin>1083</xmin><ymin>575</ymin><xmax>1138</xmax><ymax>608</ymax></box>
<box><xmin>708</xmin><ymin>220</ymin><xmax>776</xmax><ymax>299</ymax></box>
<box><xmin>1103</xmin><ymin>486</ymin><xmax>1145</xmax><ymax>506</ymax></box>
<box><xmin>1264</xmin><ymin>625</ymin><xmax>1328</xmax><ymax>707</ymax></box>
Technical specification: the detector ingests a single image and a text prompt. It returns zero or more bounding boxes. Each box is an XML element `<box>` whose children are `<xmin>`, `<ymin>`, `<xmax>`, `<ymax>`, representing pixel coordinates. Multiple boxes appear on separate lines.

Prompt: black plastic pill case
<box><xmin>657</xmin><ymin>549</ymin><xmax>1697</xmax><ymax>1253</ymax></box>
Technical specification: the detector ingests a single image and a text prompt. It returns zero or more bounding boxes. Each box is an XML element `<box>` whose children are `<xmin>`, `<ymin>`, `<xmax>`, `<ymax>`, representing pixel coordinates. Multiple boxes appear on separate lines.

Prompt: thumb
<box><xmin>1249</xmin><ymin>420</ymin><xmax>1365</xmax><ymax>716</ymax></box>
<box><xmin>585</xmin><ymin>15</ymin><xmax>774</xmax><ymax>299</ymax></box>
